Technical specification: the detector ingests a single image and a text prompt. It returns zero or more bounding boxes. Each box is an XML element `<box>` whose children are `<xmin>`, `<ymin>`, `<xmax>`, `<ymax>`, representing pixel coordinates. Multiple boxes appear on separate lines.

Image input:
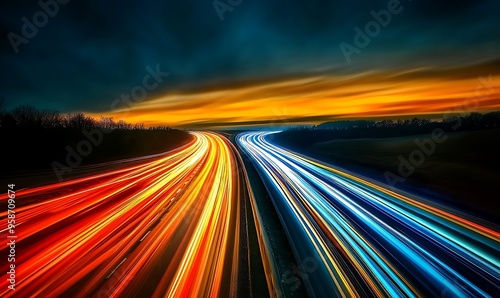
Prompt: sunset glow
<box><xmin>94</xmin><ymin>68</ymin><xmax>500</xmax><ymax>128</ymax></box>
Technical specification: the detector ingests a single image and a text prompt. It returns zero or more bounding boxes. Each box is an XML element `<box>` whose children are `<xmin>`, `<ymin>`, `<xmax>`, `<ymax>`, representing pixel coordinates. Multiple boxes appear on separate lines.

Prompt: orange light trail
<box><xmin>0</xmin><ymin>132</ymin><xmax>241</xmax><ymax>298</ymax></box>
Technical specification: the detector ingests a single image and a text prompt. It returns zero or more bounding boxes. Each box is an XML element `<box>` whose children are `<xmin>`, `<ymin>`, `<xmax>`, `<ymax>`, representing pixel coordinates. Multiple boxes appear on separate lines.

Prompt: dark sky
<box><xmin>1</xmin><ymin>0</ymin><xmax>499</xmax><ymax>113</ymax></box>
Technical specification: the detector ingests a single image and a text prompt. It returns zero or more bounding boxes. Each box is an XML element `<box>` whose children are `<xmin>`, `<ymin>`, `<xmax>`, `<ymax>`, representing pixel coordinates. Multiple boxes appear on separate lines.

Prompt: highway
<box><xmin>237</xmin><ymin>131</ymin><xmax>500</xmax><ymax>297</ymax></box>
<box><xmin>0</xmin><ymin>132</ymin><xmax>241</xmax><ymax>297</ymax></box>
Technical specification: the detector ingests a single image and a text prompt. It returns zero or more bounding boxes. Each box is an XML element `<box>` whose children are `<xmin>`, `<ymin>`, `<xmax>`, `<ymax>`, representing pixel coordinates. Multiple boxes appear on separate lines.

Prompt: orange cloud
<box><xmin>90</xmin><ymin>64</ymin><xmax>500</xmax><ymax>128</ymax></box>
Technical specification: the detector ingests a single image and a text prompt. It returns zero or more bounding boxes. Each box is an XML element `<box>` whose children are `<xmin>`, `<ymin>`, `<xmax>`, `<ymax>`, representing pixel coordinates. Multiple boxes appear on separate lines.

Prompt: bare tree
<box><xmin>11</xmin><ymin>105</ymin><xmax>39</xmax><ymax>127</ymax></box>
<box><xmin>99</xmin><ymin>116</ymin><xmax>117</xmax><ymax>130</ymax></box>
<box><xmin>1</xmin><ymin>103</ymin><xmax>168</xmax><ymax>130</ymax></box>
<box><xmin>67</xmin><ymin>113</ymin><xmax>97</xmax><ymax>129</ymax></box>
<box><xmin>39</xmin><ymin>110</ymin><xmax>65</xmax><ymax>128</ymax></box>
<box><xmin>116</xmin><ymin>120</ymin><xmax>132</xmax><ymax>130</ymax></box>
<box><xmin>149</xmin><ymin>125</ymin><xmax>172</xmax><ymax>130</ymax></box>
<box><xmin>133</xmin><ymin>123</ymin><xmax>145</xmax><ymax>130</ymax></box>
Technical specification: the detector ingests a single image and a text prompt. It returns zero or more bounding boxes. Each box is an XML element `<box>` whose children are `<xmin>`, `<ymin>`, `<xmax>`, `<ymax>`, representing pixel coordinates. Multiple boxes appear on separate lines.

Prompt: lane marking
<box><xmin>106</xmin><ymin>258</ymin><xmax>127</xmax><ymax>279</ymax></box>
<box><xmin>139</xmin><ymin>231</ymin><xmax>151</xmax><ymax>242</ymax></box>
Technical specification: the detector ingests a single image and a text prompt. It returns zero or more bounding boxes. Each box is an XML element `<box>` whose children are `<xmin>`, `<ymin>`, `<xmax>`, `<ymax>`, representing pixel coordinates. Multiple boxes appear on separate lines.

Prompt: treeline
<box><xmin>273</xmin><ymin>112</ymin><xmax>500</xmax><ymax>147</ymax></box>
<box><xmin>0</xmin><ymin>101</ymin><xmax>171</xmax><ymax>131</ymax></box>
<box><xmin>0</xmin><ymin>100</ymin><xmax>193</xmax><ymax>175</ymax></box>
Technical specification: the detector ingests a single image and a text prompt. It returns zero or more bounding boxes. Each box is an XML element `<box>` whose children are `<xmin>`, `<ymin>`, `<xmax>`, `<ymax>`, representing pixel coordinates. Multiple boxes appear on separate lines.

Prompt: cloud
<box><xmin>1</xmin><ymin>0</ymin><xmax>499</xmax><ymax>117</ymax></box>
<box><xmin>91</xmin><ymin>59</ymin><xmax>500</xmax><ymax>128</ymax></box>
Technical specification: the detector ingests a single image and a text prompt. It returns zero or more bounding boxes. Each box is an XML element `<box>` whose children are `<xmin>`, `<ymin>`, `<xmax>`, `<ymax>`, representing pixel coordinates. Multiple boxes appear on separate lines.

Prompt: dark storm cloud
<box><xmin>1</xmin><ymin>0</ymin><xmax>499</xmax><ymax>112</ymax></box>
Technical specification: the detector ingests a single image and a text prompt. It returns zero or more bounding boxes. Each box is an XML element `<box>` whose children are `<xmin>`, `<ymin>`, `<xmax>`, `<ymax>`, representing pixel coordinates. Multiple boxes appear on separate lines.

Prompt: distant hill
<box><xmin>273</xmin><ymin>111</ymin><xmax>500</xmax><ymax>148</ymax></box>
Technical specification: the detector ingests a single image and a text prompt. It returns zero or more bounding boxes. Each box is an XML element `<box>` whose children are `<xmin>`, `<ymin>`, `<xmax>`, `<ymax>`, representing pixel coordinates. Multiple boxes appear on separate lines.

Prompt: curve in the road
<box><xmin>237</xmin><ymin>131</ymin><xmax>500</xmax><ymax>297</ymax></box>
<box><xmin>0</xmin><ymin>132</ymin><xmax>241</xmax><ymax>298</ymax></box>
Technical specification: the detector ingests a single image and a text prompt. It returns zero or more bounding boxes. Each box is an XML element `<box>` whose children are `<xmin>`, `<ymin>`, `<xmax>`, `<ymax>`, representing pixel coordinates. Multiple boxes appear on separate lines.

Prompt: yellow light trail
<box><xmin>0</xmin><ymin>132</ymin><xmax>242</xmax><ymax>298</ymax></box>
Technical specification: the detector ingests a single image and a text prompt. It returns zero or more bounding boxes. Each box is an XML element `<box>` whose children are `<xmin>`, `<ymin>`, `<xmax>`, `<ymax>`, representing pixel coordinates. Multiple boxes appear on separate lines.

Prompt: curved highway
<box><xmin>237</xmin><ymin>131</ymin><xmax>500</xmax><ymax>297</ymax></box>
<box><xmin>0</xmin><ymin>132</ymin><xmax>241</xmax><ymax>298</ymax></box>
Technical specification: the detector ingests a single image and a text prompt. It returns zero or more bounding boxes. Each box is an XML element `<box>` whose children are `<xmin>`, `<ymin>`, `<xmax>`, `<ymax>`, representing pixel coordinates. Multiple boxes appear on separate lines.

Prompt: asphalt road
<box><xmin>1</xmin><ymin>130</ymin><xmax>499</xmax><ymax>297</ymax></box>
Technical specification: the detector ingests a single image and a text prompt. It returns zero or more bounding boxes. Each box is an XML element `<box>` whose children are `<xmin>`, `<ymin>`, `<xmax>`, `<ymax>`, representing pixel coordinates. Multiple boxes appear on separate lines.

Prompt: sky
<box><xmin>1</xmin><ymin>0</ymin><xmax>500</xmax><ymax>127</ymax></box>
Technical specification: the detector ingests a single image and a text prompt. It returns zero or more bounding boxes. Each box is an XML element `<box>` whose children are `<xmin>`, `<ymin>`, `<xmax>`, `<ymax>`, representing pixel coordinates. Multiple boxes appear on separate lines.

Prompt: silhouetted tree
<box><xmin>116</xmin><ymin>120</ymin><xmax>132</xmax><ymax>130</ymax></box>
<box><xmin>67</xmin><ymin>113</ymin><xmax>97</xmax><ymax>130</ymax></box>
<box><xmin>41</xmin><ymin>110</ymin><xmax>65</xmax><ymax>128</ymax></box>
<box><xmin>11</xmin><ymin>105</ymin><xmax>39</xmax><ymax>127</ymax></box>
<box><xmin>278</xmin><ymin>112</ymin><xmax>500</xmax><ymax>148</ymax></box>
<box><xmin>482</xmin><ymin>111</ymin><xmax>500</xmax><ymax>128</ymax></box>
<box><xmin>0</xmin><ymin>104</ymin><xmax>173</xmax><ymax>131</ymax></box>
<box><xmin>133</xmin><ymin>123</ymin><xmax>145</xmax><ymax>130</ymax></box>
<box><xmin>98</xmin><ymin>116</ymin><xmax>116</xmax><ymax>130</ymax></box>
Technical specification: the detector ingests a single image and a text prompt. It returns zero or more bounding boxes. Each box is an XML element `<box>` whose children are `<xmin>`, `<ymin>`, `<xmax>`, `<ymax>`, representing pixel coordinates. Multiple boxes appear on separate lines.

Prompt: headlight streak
<box><xmin>0</xmin><ymin>132</ymin><xmax>240</xmax><ymax>298</ymax></box>
<box><xmin>237</xmin><ymin>131</ymin><xmax>500</xmax><ymax>297</ymax></box>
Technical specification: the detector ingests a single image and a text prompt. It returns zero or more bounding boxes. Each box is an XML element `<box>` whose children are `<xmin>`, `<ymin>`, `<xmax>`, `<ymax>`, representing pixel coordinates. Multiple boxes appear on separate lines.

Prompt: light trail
<box><xmin>237</xmin><ymin>131</ymin><xmax>500</xmax><ymax>297</ymax></box>
<box><xmin>0</xmin><ymin>132</ymin><xmax>241</xmax><ymax>298</ymax></box>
